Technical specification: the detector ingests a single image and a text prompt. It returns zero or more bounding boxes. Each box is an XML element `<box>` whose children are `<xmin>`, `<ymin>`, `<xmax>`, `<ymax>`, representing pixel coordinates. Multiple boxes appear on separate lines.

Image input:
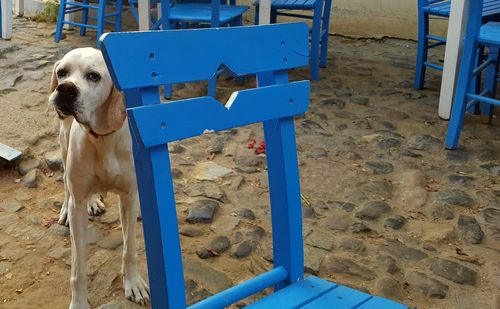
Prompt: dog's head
<box><xmin>49</xmin><ymin>47</ymin><xmax>126</xmax><ymax>134</ymax></box>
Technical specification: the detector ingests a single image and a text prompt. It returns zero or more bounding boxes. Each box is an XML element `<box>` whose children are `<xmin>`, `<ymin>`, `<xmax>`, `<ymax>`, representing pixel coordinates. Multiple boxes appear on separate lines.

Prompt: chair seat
<box><xmin>478</xmin><ymin>21</ymin><xmax>500</xmax><ymax>46</ymax></box>
<box><xmin>425</xmin><ymin>0</ymin><xmax>500</xmax><ymax>17</ymax></box>
<box><xmin>169</xmin><ymin>3</ymin><xmax>248</xmax><ymax>23</ymax></box>
<box><xmin>246</xmin><ymin>276</ymin><xmax>408</xmax><ymax>308</ymax></box>
<box><xmin>254</xmin><ymin>0</ymin><xmax>318</xmax><ymax>10</ymax></box>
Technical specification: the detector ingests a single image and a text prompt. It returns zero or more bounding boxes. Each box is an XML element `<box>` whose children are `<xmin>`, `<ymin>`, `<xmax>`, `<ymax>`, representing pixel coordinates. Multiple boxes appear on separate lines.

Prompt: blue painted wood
<box><xmin>188</xmin><ymin>267</ymin><xmax>288</xmax><ymax>309</ymax></box>
<box><xmin>446</xmin><ymin>0</ymin><xmax>500</xmax><ymax>149</ymax></box>
<box><xmin>254</xmin><ymin>0</ymin><xmax>332</xmax><ymax>80</ymax></box>
<box><xmin>301</xmin><ymin>286</ymin><xmax>373</xmax><ymax>308</ymax></box>
<box><xmin>414</xmin><ymin>0</ymin><xmax>500</xmax><ymax>89</ymax></box>
<box><xmin>245</xmin><ymin>276</ymin><xmax>338</xmax><ymax>308</ymax></box>
<box><xmin>128</xmin><ymin>82</ymin><xmax>309</xmax><ymax>147</ymax></box>
<box><xmin>357</xmin><ymin>296</ymin><xmax>410</xmax><ymax>309</ymax></box>
<box><xmin>100</xmin><ymin>23</ymin><xmax>309</xmax><ymax>90</ymax></box>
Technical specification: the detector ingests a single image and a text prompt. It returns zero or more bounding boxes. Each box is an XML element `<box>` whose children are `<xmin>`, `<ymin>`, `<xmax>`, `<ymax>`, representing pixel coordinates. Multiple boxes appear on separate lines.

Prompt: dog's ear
<box><xmin>106</xmin><ymin>86</ymin><xmax>126</xmax><ymax>131</ymax></box>
<box><xmin>49</xmin><ymin>61</ymin><xmax>60</xmax><ymax>93</ymax></box>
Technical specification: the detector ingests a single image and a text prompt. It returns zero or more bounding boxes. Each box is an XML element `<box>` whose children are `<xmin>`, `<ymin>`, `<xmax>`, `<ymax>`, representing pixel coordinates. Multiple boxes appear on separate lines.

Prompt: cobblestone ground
<box><xmin>0</xmin><ymin>15</ymin><xmax>499</xmax><ymax>309</ymax></box>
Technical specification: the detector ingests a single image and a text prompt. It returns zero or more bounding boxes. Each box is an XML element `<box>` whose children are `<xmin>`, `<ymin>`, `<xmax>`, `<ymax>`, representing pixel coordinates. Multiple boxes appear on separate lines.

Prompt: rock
<box><xmin>97</xmin><ymin>231</ymin><xmax>123</xmax><ymax>249</ymax></box>
<box><xmin>233</xmin><ymin>156</ymin><xmax>265</xmax><ymax>168</ymax></box>
<box><xmin>0</xmin><ymin>201</ymin><xmax>23</xmax><ymax>213</ymax></box>
<box><xmin>377</xmin><ymin>138</ymin><xmax>401</xmax><ymax>149</ymax></box>
<box><xmin>186</xmin><ymin>200</ymin><xmax>219</xmax><ymax>223</ymax></box>
<box><xmin>438</xmin><ymin>190</ymin><xmax>475</xmax><ymax>207</ymax></box>
<box><xmin>306</xmin><ymin>148</ymin><xmax>328</xmax><ymax>158</ymax></box>
<box><xmin>384</xmin><ymin>216</ymin><xmax>406</xmax><ymax>230</ymax></box>
<box><xmin>339</xmin><ymin>237</ymin><xmax>366</xmax><ymax>254</ymax></box>
<box><xmin>206</xmin><ymin>136</ymin><xmax>225</xmax><ymax>154</ymax></box>
<box><xmin>376</xmin><ymin>277</ymin><xmax>404</xmax><ymax>300</ymax></box>
<box><xmin>18</xmin><ymin>159</ymin><xmax>41</xmax><ymax>175</ymax></box>
<box><xmin>326</xmin><ymin>201</ymin><xmax>355</xmax><ymax>212</ymax></box>
<box><xmin>447</xmin><ymin>175</ymin><xmax>476</xmax><ymax>186</ymax></box>
<box><xmin>302</xmin><ymin>206</ymin><xmax>316</xmax><ymax>218</ymax></box>
<box><xmin>231</xmin><ymin>208</ymin><xmax>255</xmax><ymax>220</ymax></box>
<box><xmin>351</xmin><ymin>222</ymin><xmax>371</xmax><ymax>233</ymax></box>
<box><xmin>45</xmin><ymin>152</ymin><xmax>63</xmax><ymax>171</ymax></box>
<box><xmin>184</xmin><ymin>258</ymin><xmax>232</xmax><ymax>293</ymax></box>
<box><xmin>365</xmin><ymin>161</ymin><xmax>394</xmax><ymax>174</ymax></box>
<box><xmin>46</xmin><ymin>245</ymin><xmax>70</xmax><ymax>260</ymax></box>
<box><xmin>384</xmin><ymin>239</ymin><xmax>427</xmax><ymax>261</ymax></box>
<box><xmin>193</xmin><ymin>162</ymin><xmax>235</xmax><ymax>181</ymax></box>
<box><xmin>350</xmin><ymin>97</ymin><xmax>369</xmax><ymax>106</ymax></box>
<box><xmin>430</xmin><ymin>205</ymin><xmax>455</xmax><ymax>220</ymax></box>
<box><xmin>304</xmin><ymin>245</ymin><xmax>326</xmax><ymax>275</ymax></box>
<box><xmin>355</xmin><ymin>201</ymin><xmax>391</xmax><ymax>220</ymax></box>
<box><xmin>378</xmin><ymin>255</ymin><xmax>399</xmax><ymax>274</ymax></box>
<box><xmin>209</xmin><ymin>236</ymin><xmax>231</xmax><ymax>253</ymax></box>
<box><xmin>320</xmin><ymin>255</ymin><xmax>376</xmax><ymax>280</ymax></box>
<box><xmin>22</xmin><ymin>169</ymin><xmax>39</xmax><ymax>188</ymax></box>
<box><xmin>320</xmin><ymin>98</ymin><xmax>345</xmax><ymax>109</ymax></box>
<box><xmin>231</xmin><ymin>240</ymin><xmax>256</xmax><ymax>258</ymax></box>
<box><xmin>300</xmin><ymin>120</ymin><xmax>332</xmax><ymax>136</ymax></box>
<box><xmin>171</xmin><ymin>168</ymin><xmax>183</xmax><ymax>179</ymax></box>
<box><xmin>398</xmin><ymin>149</ymin><xmax>422</xmax><ymax>158</ymax></box>
<box><xmin>406</xmin><ymin>271</ymin><xmax>448</xmax><ymax>299</ymax></box>
<box><xmin>185</xmin><ymin>279</ymin><xmax>212</xmax><ymax>305</ymax></box>
<box><xmin>445</xmin><ymin>148</ymin><xmax>469</xmax><ymax>161</ymax></box>
<box><xmin>246</xmin><ymin>226</ymin><xmax>265</xmax><ymax>240</ymax></box>
<box><xmin>49</xmin><ymin>224</ymin><xmax>69</xmax><ymax>237</ymax></box>
<box><xmin>337</xmin><ymin>150</ymin><xmax>362</xmax><ymax>160</ymax></box>
<box><xmin>168</xmin><ymin>143</ymin><xmax>186</xmax><ymax>154</ymax></box>
<box><xmin>408</xmin><ymin>134</ymin><xmax>441</xmax><ymax>152</ymax></box>
<box><xmin>179</xmin><ymin>226</ymin><xmax>204</xmax><ymax>237</ymax></box>
<box><xmin>396</xmin><ymin>169</ymin><xmax>428</xmax><ymax>209</ymax></box>
<box><xmin>184</xmin><ymin>182</ymin><xmax>227</xmax><ymax>202</ymax></box>
<box><xmin>458</xmin><ymin>215</ymin><xmax>484</xmax><ymax>244</ymax></box>
<box><xmin>362</xmin><ymin>180</ymin><xmax>393</xmax><ymax>199</ymax></box>
<box><xmin>97</xmin><ymin>298</ymin><xmax>144</xmax><ymax>309</ymax></box>
<box><xmin>483</xmin><ymin>208</ymin><xmax>500</xmax><ymax>224</ymax></box>
<box><xmin>305</xmin><ymin>231</ymin><xmax>334</xmax><ymax>251</ymax></box>
<box><xmin>87</xmin><ymin>225</ymin><xmax>104</xmax><ymax>244</ymax></box>
<box><xmin>476</xmin><ymin>190</ymin><xmax>499</xmax><ymax>208</ymax></box>
<box><xmin>430</xmin><ymin>258</ymin><xmax>477</xmax><ymax>285</ymax></box>
<box><xmin>480</xmin><ymin>163</ymin><xmax>500</xmax><ymax>176</ymax></box>
<box><xmin>326</xmin><ymin>214</ymin><xmax>352</xmax><ymax>231</ymax></box>
<box><xmin>355</xmin><ymin>120</ymin><xmax>372</xmax><ymax>129</ymax></box>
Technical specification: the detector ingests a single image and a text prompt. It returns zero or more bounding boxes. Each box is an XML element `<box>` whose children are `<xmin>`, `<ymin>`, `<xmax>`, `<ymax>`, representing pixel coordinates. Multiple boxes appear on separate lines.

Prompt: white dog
<box><xmin>49</xmin><ymin>47</ymin><xmax>150</xmax><ymax>308</ymax></box>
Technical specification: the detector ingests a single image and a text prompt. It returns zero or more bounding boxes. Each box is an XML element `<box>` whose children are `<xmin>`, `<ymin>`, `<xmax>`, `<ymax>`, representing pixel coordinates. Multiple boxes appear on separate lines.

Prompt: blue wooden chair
<box><xmin>445</xmin><ymin>0</ymin><xmax>500</xmax><ymax>149</ymax></box>
<box><xmin>254</xmin><ymin>0</ymin><xmax>332</xmax><ymax>80</ymax></box>
<box><xmin>128</xmin><ymin>0</ymin><xmax>248</xmax><ymax>98</ymax></box>
<box><xmin>54</xmin><ymin>0</ymin><xmax>123</xmax><ymax>45</ymax></box>
<box><xmin>100</xmin><ymin>23</ymin><xmax>408</xmax><ymax>308</ymax></box>
<box><xmin>414</xmin><ymin>0</ymin><xmax>500</xmax><ymax>89</ymax></box>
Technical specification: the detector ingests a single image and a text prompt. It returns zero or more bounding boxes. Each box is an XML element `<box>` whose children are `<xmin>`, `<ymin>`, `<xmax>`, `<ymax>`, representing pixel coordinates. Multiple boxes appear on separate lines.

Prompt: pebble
<box><xmin>376</xmin><ymin>277</ymin><xmax>404</xmax><ymax>300</ymax></box>
<box><xmin>305</xmin><ymin>231</ymin><xmax>334</xmax><ymax>251</ymax></box>
<box><xmin>197</xmin><ymin>236</ymin><xmax>231</xmax><ymax>259</ymax></box>
<box><xmin>0</xmin><ymin>201</ymin><xmax>24</xmax><ymax>213</ymax></box>
<box><xmin>384</xmin><ymin>216</ymin><xmax>406</xmax><ymax>230</ymax></box>
<box><xmin>168</xmin><ymin>143</ymin><xmax>186</xmax><ymax>154</ymax></box>
<box><xmin>447</xmin><ymin>175</ymin><xmax>476</xmax><ymax>186</ymax></box>
<box><xmin>362</xmin><ymin>180</ymin><xmax>393</xmax><ymax>199</ymax></box>
<box><xmin>231</xmin><ymin>208</ymin><xmax>255</xmax><ymax>220</ymax></box>
<box><xmin>475</xmin><ymin>190</ymin><xmax>499</xmax><ymax>208</ymax></box>
<box><xmin>430</xmin><ymin>258</ymin><xmax>477</xmax><ymax>285</ymax></box>
<box><xmin>179</xmin><ymin>226</ymin><xmax>204</xmax><ymax>237</ymax></box>
<box><xmin>186</xmin><ymin>200</ymin><xmax>219</xmax><ymax>223</ymax></box>
<box><xmin>445</xmin><ymin>148</ymin><xmax>469</xmax><ymax>161</ymax></box>
<box><xmin>97</xmin><ymin>231</ymin><xmax>123</xmax><ymax>250</ymax></box>
<box><xmin>406</xmin><ymin>271</ymin><xmax>448</xmax><ymax>299</ymax></box>
<box><xmin>300</xmin><ymin>120</ymin><xmax>332</xmax><ymax>136</ymax></box>
<box><xmin>337</xmin><ymin>150</ymin><xmax>362</xmax><ymax>160</ymax></box>
<box><xmin>233</xmin><ymin>156</ymin><xmax>265</xmax><ymax>168</ymax></box>
<box><xmin>302</xmin><ymin>206</ymin><xmax>316</xmax><ymax>218</ymax></box>
<box><xmin>483</xmin><ymin>208</ymin><xmax>500</xmax><ymax>224</ymax></box>
<box><xmin>231</xmin><ymin>240</ymin><xmax>256</xmax><ymax>258</ymax></box>
<box><xmin>210</xmin><ymin>216</ymin><xmax>239</xmax><ymax>235</ymax></box>
<box><xmin>351</xmin><ymin>222</ymin><xmax>371</xmax><ymax>233</ymax></box>
<box><xmin>350</xmin><ymin>97</ymin><xmax>370</xmax><ymax>106</ymax></box>
<box><xmin>438</xmin><ymin>190</ymin><xmax>475</xmax><ymax>207</ymax></box>
<box><xmin>326</xmin><ymin>214</ymin><xmax>352</xmax><ymax>231</ymax></box>
<box><xmin>430</xmin><ymin>205</ymin><xmax>455</xmax><ymax>220</ymax></box>
<box><xmin>97</xmin><ymin>299</ymin><xmax>143</xmax><ymax>309</ymax></box>
<box><xmin>339</xmin><ymin>237</ymin><xmax>366</xmax><ymax>254</ymax></box>
<box><xmin>407</xmin><ymin>134</ymin><xmax>441</xmax><ymax>152</ymax></box>
<box><xmin>320</xmin><ymin>255</ymin><xmax>376</xmax><ymax>280</ymax></box>
<box><xmin>304</xmin><ymin>246</ymin><xmax>326</xmax><ymax>275</ymax></box>
<box><xmin>44</xmin><ymin>152</ymin><xmax>63</xmax><ymax>171</ymax></box>
<box><xmin>326</xmin><ymin>201</ymin><xmax>355</xmax><ymax>212</ymax></box>
<box><xmin>458</xmin><ymin>215</ymin><xmax>484</xmax><ymax>244</ymax></box>
<box><xmin>398</xmin><ymin>149</ymin><xmax>422</xmax><ymax>158</ymax></box>
<box><xmin>193</xmin><ymin>162</ymin><xmax>235</xmax><ymax>181</ymax></box>
<box><xmin>306</xmin><ymin>148</ymin><xmax>328</xmax><ymax>158</ymax></box>
<box><xmin>378</xmin><ymin>255</ymin><xmax>399</xmax><ymax>274</ymax></box>
<box><xmin>183</xmin><ymin>182</ymin><xmax>227</xmax><ymax>203</ymax></box>
<box><xmin>355</xmin><ymin>201</ymin><xmax>391</xmax><ymax>220</ymax></box>
<box><xmin>49</xmin><ymin>224</ymin><xmax>69</xmax><ymax>237</ymax></box>
<box><xmin>22</xmin><ymin>169</ymin><xmax>39</xmax><ymax>188</ymax></box>
<box><xmin>320</xmin><ymin>98</ymin><xmax>345</xmax><ymax>109</ymax></box>
<box><xmin>18</xmin><ymin>159</ymin><xmax>41</xmax><ymax>175</ymax></box>
<box><xmin>365</xmin><ymin>161</ymin><xmax>394</xmax><ymax>174</ymax></box>
<box><xmin>384</xmin><ymin>239</ymin><xmax>427</xmax><ymax>261</ymax></box>
<box><xmin>206</xmin><ymin>136</ymin><xmax>225</xmax><ymax>154</ymax></box>
<box><xmin>87</xmin><ymin>225</ymin><xmax>104</xmax><ymax>244</ymax></box>
<box><xmin>377</xmin><ymin>138</ymin><xmax>401</xmax><ymax>149</ymax></box>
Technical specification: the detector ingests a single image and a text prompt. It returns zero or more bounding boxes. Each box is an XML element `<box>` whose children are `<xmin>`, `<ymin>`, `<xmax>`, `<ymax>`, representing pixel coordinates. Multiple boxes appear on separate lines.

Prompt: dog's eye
<box><xmin>87</xmin><ymin>72</ymin><xmax>101</xmax><ymax>82</ymax></box>
<box><xmin>57</xmin><ymin>69</ymin><xmax>68</xmax><ymax>78</ymax></box>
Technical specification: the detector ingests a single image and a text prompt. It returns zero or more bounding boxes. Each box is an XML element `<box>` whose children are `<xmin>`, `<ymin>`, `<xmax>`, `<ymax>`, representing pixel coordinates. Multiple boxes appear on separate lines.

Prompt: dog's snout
<box><xmin>56</xmin><ymin>82</ymin><xmax>78</xmax><ymax>98</ymax></box>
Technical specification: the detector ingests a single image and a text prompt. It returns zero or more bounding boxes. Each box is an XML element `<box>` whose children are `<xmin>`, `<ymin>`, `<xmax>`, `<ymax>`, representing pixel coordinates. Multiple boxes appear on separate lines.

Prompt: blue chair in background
<box><xmin>128</xmin><ymin>0</ymin><xmax>248</xmax><ymax>98</ymax></box>
<box><xmin>54</xmin><ymin>0</ymin><xmax>123</xmax><ymax>45</ymax></box>
<box><xmin>101</xmin><ymin>23</ymin><xmax>408</xmax><ymax>308</ymax></box>
<box><xmin>414</xmin><ymin>0</ymin><xmax>500</xmax><ymax>89</ymax></box>
<box><xmin>254</xmin><ymin>0</ymin><xmax>332</xmax><ymax>80</ymax></box>
<box><xmin>445</xmin><ymin>0</ymin><xmax>499</xmax><ymax>149</ymax></box>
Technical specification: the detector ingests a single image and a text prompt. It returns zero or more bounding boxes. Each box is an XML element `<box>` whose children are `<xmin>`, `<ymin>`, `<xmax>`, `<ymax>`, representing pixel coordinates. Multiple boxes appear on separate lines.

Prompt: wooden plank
<box><xmin>101</xmin><ymin>23</ymin><xmax>309</xmax><ymax>90</ymax></box>
<box><xmin>1</xmin><ymin>0</ymin><xmax>12</xmax><ymax>39</ymax></box>
<box><xmin>0</xmin><ymin>143</ymin><xmax>22</xmax><ymax>161</ymax></box>
<box><xmin>439</xmin><ymin>0</ymin><xmax>468</xmax><ymax>119</ymax></box>
<box><xmin>357</xmin><ymin>296</ymin><xmax>409</xmax><ymax>308</ymax></box>
<box><xmin>246</xmin><ymin>276</ymin><xmax>338</xmax><ymax>308</ymax></box>
<box><xmin>128</xmin><ymin>81</ymin><xmax>310</xmax><ymax>147</ymax></box>
<box><xmin>301</xmin><ymin>285</ymin><xmax>373</xmax><ymax>308</ymax></box>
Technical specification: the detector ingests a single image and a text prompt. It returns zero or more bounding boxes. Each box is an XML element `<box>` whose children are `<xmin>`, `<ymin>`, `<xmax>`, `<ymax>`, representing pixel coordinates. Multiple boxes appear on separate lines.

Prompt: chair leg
<box><xmin>80</xmin><ymin>0</ymin><xmax>89</xmax><ymax>36</ymax></box>
<box><xmin>96</xmin><ymin>0</ymin><xmax>106</xmax><ymax>45</ymax></box>
<box><xmin>445</xmin><ymin>42</ymin><xmax>479</xmax><ymax>149</ymax></box>
<box><xmin>54</xmin><ymin>0</ymin><xmax>67</xmax><ymax>42</ymax></box>
<box><xmin>271</xmin><ymin>9</ymin><xmax>277</xmax><ymax>23</ymax></box>
<box><xmin>481</xmin><ymin>46</ymin><xmax>499</xmax><ymax>124</ymax></box>
<box><xmin>414</xmin><ymin>8</ymin><xmax>429</xmax><ymax>89</ymax></box>
<box><xmin>310</xmin><ymin>3</ymin><xmax>322</xmax><ymax>80</ymax></box>
<box><xmin>208</xmin><ymin>77</ymin><xmax>216</xmax><ymax>97</ymax></box>
<box><xmin>320</xmin><ymin>0</ymin><xmax>332</xmax><ymax>68</ymax></box>
<box><xmin>115</xmin><ymin>0</ymin><xmax>123</xmax><ymax>32</ymax></box>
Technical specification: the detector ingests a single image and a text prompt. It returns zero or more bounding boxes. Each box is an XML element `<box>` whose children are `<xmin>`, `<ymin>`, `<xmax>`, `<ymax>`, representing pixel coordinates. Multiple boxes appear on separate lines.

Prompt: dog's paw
<box><xmin>58</xmin><ymin>203</ymin><xmax>69</xmax><ymax>226</ymax></box>
<box><xmin>87</xmin><ymin>195</ymin><xmax>105</xmax><ymax>216</ymax></box>
<box><xmin>124</xmin><ymin>274</ymin><xmax>150</xmax><ymax>305</ymax></box>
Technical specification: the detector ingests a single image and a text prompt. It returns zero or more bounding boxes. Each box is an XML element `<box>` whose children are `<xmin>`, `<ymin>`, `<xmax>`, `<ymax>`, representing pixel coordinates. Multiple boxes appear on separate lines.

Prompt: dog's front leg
<box><xmin>119</xmin><ymin>192</ymin><xmax>150</xmax><ymax>305</ymax></box>
<box><xmin>68</xmin><ymin>194</ymin><xmax>90</xmax><ymax>309</ymax></box>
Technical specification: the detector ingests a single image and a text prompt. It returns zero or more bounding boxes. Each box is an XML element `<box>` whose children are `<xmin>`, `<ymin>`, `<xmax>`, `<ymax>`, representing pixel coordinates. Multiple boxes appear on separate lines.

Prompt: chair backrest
<box><xmin>101</xmin><ymin>23</ymin><xmax>310</xmax><ymax>308</ymax></box>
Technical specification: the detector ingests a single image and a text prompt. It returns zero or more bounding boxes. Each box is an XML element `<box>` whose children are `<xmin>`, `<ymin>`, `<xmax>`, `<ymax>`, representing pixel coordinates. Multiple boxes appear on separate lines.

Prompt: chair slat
<box><xmin>300</xmin><ymin>286</ymin><xmax>373</xmax><ymax>308</ymax></box>
<box><xmin>100</xmin><ymin>23</ymin><xmax>309</xmax><ymax>90</ymax></box>
<box><xmin>357</xmin><ymin>296</ymin><xmax>410</xmax><ymax>309</ymax></box>
<box><xmin>128</xmin><ymin>81</ymin><xmax>310</xmax><ymax>147</ymax></box>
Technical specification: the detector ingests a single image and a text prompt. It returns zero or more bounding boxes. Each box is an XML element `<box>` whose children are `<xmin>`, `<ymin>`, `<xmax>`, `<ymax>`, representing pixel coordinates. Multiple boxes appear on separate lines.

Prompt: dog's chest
<box><xmin>94</xmin><ymin>149</ymin><xmax>131</xmax><ymax>190</ymax></box>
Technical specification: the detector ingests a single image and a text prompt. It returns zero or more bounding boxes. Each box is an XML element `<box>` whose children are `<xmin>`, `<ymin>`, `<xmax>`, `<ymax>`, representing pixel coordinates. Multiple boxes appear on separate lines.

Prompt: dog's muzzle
<box><xmin>54</xmin><ymin>82</ymin><xmax>79</xmax><ymax>117</ymax></box>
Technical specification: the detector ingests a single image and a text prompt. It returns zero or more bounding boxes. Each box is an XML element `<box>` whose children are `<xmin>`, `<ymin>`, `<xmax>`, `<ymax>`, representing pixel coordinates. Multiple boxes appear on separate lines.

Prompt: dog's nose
<box><xmin>56</xmin><ymin>82</ymin><xmax>78</xmax><ymax>98</ymax></box>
